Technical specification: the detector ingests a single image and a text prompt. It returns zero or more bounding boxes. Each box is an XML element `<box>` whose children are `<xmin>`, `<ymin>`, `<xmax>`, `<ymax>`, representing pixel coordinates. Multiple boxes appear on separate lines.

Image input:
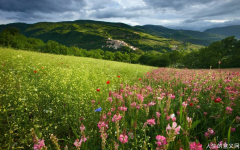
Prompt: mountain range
<box><xmin>0</xmin><ymin>20</ymin><xmax>239</xmax><ymax>52</ymax></box>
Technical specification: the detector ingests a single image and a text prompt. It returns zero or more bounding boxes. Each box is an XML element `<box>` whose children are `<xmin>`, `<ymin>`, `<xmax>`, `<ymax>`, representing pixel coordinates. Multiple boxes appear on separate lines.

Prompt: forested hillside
<box><xmin>0</xmin><ymin>27</ymin><xmax>239</xmax><ymax>68</ymax></box>
<box><xmin>0</xmin><ymin>20</ymin><xmax>204</xmax><ymax>52</ymax></box>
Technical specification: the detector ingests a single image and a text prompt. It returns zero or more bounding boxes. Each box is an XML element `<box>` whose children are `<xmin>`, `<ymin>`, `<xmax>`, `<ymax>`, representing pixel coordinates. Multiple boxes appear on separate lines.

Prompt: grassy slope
<box><xmin>0</xmin><ymin>20</ymin><xmax>203</xmax><ymax>52</ymax></box>
<box><xmin>0</xmin><ymin>47</ymin><xmax>155</xmax><ymax>148</ymax></box>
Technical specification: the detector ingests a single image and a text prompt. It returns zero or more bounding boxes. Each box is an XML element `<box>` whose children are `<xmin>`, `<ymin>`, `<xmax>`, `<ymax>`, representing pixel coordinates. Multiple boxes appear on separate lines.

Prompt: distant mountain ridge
<box><xmin>0</xmin><ymin>20</ymin><xmax>239</xmax><ymax>51</ymax></box>
<box><xmin>135</xmin><ymin>25</ymin><xmax>226</xmax><ymax>46</ymax></box>
<box><xmin>204</xmin><ymin>25</ymin><xmax>240</xmax><ymax>39</ymax></box>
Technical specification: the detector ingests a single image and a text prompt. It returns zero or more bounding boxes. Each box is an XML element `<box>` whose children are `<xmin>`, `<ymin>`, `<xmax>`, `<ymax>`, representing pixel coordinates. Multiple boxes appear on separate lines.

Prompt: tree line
<box><xmin>1</xmin><ymin>27</ymin><xmax>239</xmax><ymax>68</ymax></box>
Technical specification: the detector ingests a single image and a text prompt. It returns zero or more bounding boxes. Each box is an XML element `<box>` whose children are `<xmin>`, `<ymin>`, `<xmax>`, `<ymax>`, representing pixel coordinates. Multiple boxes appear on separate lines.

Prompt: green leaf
<box><xmin>190</xmin><ymin>120</ymin><xmax>201</xmax><ymax>130</ymax></box>
<box><xmin>228</xmin><ymin>119</ymin><xmax>235</xmax><ymax>150</ymax></box>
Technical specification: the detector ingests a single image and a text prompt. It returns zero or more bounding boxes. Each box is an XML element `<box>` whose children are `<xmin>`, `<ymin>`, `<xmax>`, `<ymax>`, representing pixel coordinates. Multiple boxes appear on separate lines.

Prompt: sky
<box><xmin>0</xmin><ymin>0</ymin><xmax>240</xmax><ymax>31</ymax></box>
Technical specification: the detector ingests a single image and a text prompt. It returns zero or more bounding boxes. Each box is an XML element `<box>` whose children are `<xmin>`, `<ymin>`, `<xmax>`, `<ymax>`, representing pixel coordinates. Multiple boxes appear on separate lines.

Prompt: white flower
<box><xmin>170</xmin><ymin>113</ymin><xmax>175</xmax><ymax>118</ymax></box>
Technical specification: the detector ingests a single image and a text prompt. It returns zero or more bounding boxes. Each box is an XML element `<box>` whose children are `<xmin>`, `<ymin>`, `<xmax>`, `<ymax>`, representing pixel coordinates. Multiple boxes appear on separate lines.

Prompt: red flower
<box><xmin>139</xmin><ymin>78</ymin><xmax>141</xmax><ymax>81</ymax></box>
<box><xmin>106</xmin><ymin>81</ymin><xmax>110</xmax><ymax>84</ymax></box>
<box><xmin>97</xmin><ymin>89</ymin><xmax>100</xmax><ymax>92</ymax></box>
<box><xmin>34</xmin><ymin>70</ymin><xmax>37</xmax><ymax>73</ymax></box>
<box><xmin>67</xmin><ymin>66</ymin><xmax>69</xmax><ymax>67</ymax></box>
<box><xmin>118</xmin><ymin>75</ymin><xmax>120</xmax><ymax>78</ymax></box>
<box><xmin>190</xmin><ymin>103</ymin><xmax>193</xmax><ymax>106</ymax></box>
<box><xmin>79</xmin><ymin>117</ymin><xmax>84</xmax><ymax>121</ymax></box>
<box><xmin>42</xmin><ymin>67</ymin><xmax>44</xmax><ymax>68</ymax></box>
<box><xmin>214</xmin><ymin>97</ymin><xmax>222</xmax><ymax>103</ymax></box>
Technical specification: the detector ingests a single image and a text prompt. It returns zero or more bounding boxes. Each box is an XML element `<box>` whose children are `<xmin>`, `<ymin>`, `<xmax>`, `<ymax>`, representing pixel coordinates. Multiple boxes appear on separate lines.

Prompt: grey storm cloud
<box><xmin>0</xmin><ymin>0</ymin><xmax>240</xmax><ymax>31</ymax></box>
<box><xmin>186</xmin><ymin>0</ymin><xmax>240</xmax><ymax>21</ymax></box>
<box><xmin>91</xmin><ymin>8</ymin><xmax>147</xmax><ymax>19</ymax></box>
<box><xmin>0</xmin><ymin>0</ymin><xmax>86</xmax><ymax>13</ymax></box>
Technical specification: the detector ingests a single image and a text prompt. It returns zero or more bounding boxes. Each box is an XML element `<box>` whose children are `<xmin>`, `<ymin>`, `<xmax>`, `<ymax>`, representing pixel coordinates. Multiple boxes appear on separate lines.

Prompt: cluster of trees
<box><xmin>183</xmin><ymin>36</ymin><xmax>240</xmax><ymax>68</ymax></box>
<box><xmin>139</xmin><ymin>36</ymin><xmax>240</xmax><ymax>68</ymax></box>
<box><xmin>1</xmin><ymin>27</ymin><xmax>239</xmax><ymax>68</ymax></box>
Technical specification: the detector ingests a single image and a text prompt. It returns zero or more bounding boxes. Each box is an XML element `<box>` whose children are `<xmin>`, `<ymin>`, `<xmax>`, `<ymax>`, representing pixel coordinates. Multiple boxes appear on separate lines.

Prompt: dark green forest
<box><xmin>1</xmin><ymin>27</ymin><xmax>240</xmax><ymax>68</ymax></box>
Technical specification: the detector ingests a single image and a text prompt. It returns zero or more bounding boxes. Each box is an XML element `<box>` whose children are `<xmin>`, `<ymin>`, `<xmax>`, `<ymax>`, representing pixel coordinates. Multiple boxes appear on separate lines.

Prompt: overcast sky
<box><xmin>0</xmin><ymin>0</ymin><xmax>240</xmax><ymax>31</ymax></box>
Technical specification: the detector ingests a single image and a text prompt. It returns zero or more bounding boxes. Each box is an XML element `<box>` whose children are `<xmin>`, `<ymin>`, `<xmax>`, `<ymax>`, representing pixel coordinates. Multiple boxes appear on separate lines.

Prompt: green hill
<box><xmin>0</xmin><ymin>20</ymin><xmax>203</xmax><ymax>52</ymax></box>
<box><xmin>204</xmin><ymin>25</ymin><xmax>240</xmax><ymax>39</ymax></box>
<box><xmin>135</xmin><ymin>25</ymin><xmax>226</xmax><ymax>46</ymax></box>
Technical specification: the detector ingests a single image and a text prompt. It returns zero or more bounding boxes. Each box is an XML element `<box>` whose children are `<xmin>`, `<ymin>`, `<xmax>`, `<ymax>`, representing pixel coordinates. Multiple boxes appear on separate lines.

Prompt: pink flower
<box><xmin>130</xmin><ymin>102</ymin><xmax>137</xmax><ymax>108</ymax></box>
<box><xmin>204</xmin><ymin>128</ymin><xmax>215</xmax><ymax>138</ymax></box>
<box><xmin>114</xmin><ymin>142</ymin><xmax>119</xmax><ymax>150</ymax></box>
<box><xmin>226</xmin><ymin>106</ymin><xmax>233</xmax><ymax>114</ymax></box>
<box><xmin>189</xmin><ymin>142</ymin><xmax>203</xmax><ymax>150</ymax></box>
<box><xmin>231</xmin><ymin>127</ymin><xmax>235</xmax><ymax>132</ymax></box>
<box><xmin>137</xmin><ymin>94</ymin><xmax>144</xmax><ymax>102</ymax></box>
<box><xmin>166</xmin><ymin>115</ymin><xmax>171</xmax><ymax>121</ymax></box>
<box><xmin>107</xmin><ymin>111</ymin><xmax>111</xmax><ymax>116</ymax></box>
<box><xmin>118</xmin><ymin>106</ymin><xmax>127</xmax><ymax>111</ymax></box>
<box><xmin>182</xmin><ymin>102</ymin><xmax>187</xmax><ymax>108</ymax></box>
<box><xmin>111</xmin><ymin>107</ymin><xmax>115</xmax><ymax>112</ymax></box>
<box><xmin>166</xmin><ymin>122</ymin><xmax>181</xmax><ymax>135</ymax></box>
<box><xmin>91</xmin><ymin>100</ymin><xmax>95</xmax><ymax>104</ymax></box>
<box><xmin>74</xmin><ymin>139</ymin><xmax>82</xmax><ymax>148</ymax></box>
<box><xmin>156</xmin><ymin>112</ymin><xmax>161</xmax><ymax>117</ymax></box>
<box><xmin>98</xmin><ymin>121</ymin><xmax>108</xmax><ymax>129</ymax></box>
<box><xmin>108</xmin><ymin>97</ymin><xmax>113</xmax><ymax>103</ymax></box>
<box><xmin>170</xmin><ymin>94</ymin><xmax>175</xmax><ymax>99</ymax></box>
<box><xmin>136</xmin><ymin>105</ymin><xmax>140</xmax><ymax>109</ymax></box>
<box><xmin>148</xmin><ymin>101</ymin><xmax>156</xmax><ymax>106</ymax></box>
<box><xmin>147</xmin><ymin>119</ymin><xmax>156</xmax><ymax>126</ymax></box>
<box><xmin>112</xmin><ymin>114</ymin><xmax>122</xmax><ymax>122</ymax></box>
<box><xmin>81</xmin><ymin>135</ymin><xmax>87</xmax><ymax>142</ymax></box>
<box><xmin>187</xmin><ymin>117</ymin><xmax>192</xmax><ymax>123</ymax></box>
<box><xmin>80</xmin><ymin>124</ymin><xmax>85</xmax><ymax>132</ymax></box>
<box><xmin>143</xmin><ymin>122</ymin><xmax>148</xmax><ymax>128</ymax></box>
<box><xmin>236</xmin><ymin>116</ymin><xmax>240</xmax><ymax>123</ymax></box>
<box><xmin>172</xmin><ymin>117</ymin><xmax>176</xmax><ymax>122</ymax></box>
<box><xmin>177</xmin><ymin>111</ymin><xmax>180</xmax><ymax>115</ymax></box>
<box><xmin>209</xmin><ymin>142</ymin><xmax>218</xmax><ymax>150</ymax></box>
<box><xmin>34</xmin><ymin>140</ymin><xmax>46</xmax><ymax>150</ymax></box>
<box><xmin>156</xmin><ymin>135</ymin><xmax>167</xmax><ymax>147</ymax></box>
<box><xmin>100</xmin><ymin>133</ymin><xmax>108</xmax><ymax>139</ymax></box>
<box><xmin>102</xmin><ymin>113</ymin><xmax>107</xmax><ymax>120</ymax></box>
<box><xmin>204</xmin><ymin>112</ymin><xmax>207</xmax><ymax>115</ymax></box>
<box><xmin>119</xmin><ymin>134</ymin><xmax>128</xmax><ymax>144</ymax></box>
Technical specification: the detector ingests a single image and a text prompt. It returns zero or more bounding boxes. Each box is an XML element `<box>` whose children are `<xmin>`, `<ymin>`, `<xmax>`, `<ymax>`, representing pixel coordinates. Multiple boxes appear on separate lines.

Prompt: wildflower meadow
<box><xmin>1</xmin><ymin>47</ymin><xmax>240</xmax><ymax>150</ymax></box>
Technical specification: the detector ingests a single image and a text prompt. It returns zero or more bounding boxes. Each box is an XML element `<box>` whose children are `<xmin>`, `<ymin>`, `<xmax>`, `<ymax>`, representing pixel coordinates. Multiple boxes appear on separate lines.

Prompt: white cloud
<box><xmin>205</xmin><ymin>20</ymin><xmax>229</xmax><ymax>23</ymax></box>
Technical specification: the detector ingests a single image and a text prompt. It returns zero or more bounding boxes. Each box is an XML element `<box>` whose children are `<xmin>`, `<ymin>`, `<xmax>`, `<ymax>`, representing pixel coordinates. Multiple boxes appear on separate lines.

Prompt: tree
<box><xmin>103</xmin><ymin>51</ymin><xmax>115</xmax><ymax>60</ymax></box>
<box><xmin>114</xmin><ymin>51</ymin><xmax>123</xmax><ymax>61</ymax></box>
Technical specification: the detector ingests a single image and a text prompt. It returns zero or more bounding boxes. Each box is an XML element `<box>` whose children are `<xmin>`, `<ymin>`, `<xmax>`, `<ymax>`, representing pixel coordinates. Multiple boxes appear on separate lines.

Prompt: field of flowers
<box><xmin>0</xmin><ymin>47</ymin><xmax>240</xmax><ymax>150</ymax></box>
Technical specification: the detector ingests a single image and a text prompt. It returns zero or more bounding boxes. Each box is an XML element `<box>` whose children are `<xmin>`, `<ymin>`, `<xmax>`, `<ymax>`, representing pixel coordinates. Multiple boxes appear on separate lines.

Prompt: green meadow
<box><xmin>1</xmin><ymin>47</ymin><xmax>239</xmax><ymax>150</ymax></box>
<box><xmin>0</xmin><ymin>47</ymin><xmax>154</xmax><ymax>149</ymax></box>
